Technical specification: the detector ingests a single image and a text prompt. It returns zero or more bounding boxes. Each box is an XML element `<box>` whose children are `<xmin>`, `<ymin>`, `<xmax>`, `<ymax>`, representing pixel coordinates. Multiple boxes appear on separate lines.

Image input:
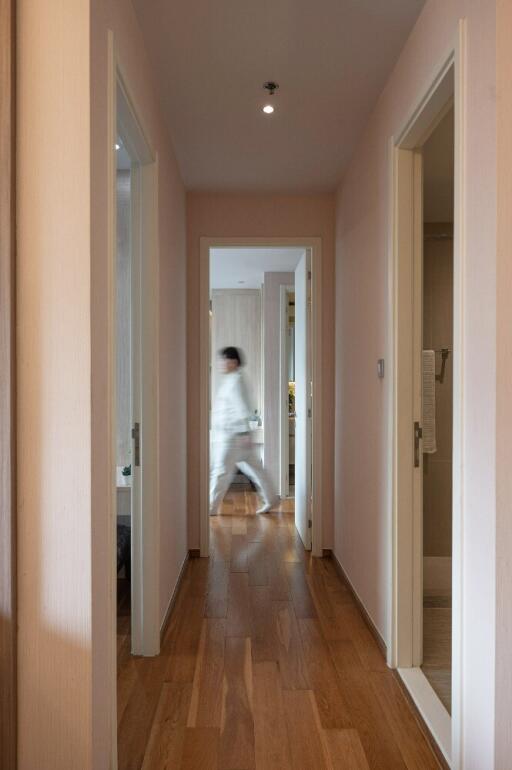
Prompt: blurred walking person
<box><xmin>210</xmin><ymin>346</ymin><xmax>276</xmax><ymax>515</ymax></box>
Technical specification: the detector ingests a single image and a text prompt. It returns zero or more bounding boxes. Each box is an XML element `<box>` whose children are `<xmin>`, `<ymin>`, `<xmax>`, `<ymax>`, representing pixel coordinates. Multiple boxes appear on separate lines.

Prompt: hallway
<box><xmin>118</xmin><ymin>496</ymin><xmax>442</xmax><ymax>769</ymax></box>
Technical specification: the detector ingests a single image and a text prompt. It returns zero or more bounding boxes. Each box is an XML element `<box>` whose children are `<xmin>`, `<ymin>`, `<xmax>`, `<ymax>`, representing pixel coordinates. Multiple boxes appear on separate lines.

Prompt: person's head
<box><xmin>219</xmin><ymin>346</ymin><xmax>243</xmax><ymax>373</ymax></box>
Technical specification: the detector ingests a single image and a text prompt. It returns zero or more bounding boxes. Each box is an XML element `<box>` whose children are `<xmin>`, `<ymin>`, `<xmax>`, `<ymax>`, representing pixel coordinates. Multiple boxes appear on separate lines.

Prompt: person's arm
<box><xmin>232</xmin><ymin>373</ymin><xmax>252</xmax><ymax>428</ymax></box>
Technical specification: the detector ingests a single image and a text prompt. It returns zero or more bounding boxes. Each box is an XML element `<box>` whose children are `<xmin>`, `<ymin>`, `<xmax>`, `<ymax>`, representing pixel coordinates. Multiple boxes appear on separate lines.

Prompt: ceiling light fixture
<box><xmin>115</xmin><ymin>142</ymin><xmax>121</xmax><ymax>150</ymax></box>
<box><xmin>262</xmin><ymin>80</ymin><xmax>279</xmax><ymax>115</ymax></box>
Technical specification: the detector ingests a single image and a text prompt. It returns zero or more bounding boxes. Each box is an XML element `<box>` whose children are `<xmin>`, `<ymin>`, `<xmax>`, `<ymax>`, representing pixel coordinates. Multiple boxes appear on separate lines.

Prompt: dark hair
<box><xmin>220</xmin><ymin>346</ymin><xmax>244</xmax><ymax>366</ymax></box>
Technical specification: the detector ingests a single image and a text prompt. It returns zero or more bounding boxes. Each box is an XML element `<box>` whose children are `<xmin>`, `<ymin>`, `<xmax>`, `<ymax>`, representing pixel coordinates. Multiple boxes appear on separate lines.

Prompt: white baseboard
<box><xmin>160</xmin><ymin>551</ymin><xmax>189</xmax><ymax>639</ymax></box>
<box><xmin>423</xmin><ymin>556</ymin><xmax>452</xmax><ymax>593</ymax></box>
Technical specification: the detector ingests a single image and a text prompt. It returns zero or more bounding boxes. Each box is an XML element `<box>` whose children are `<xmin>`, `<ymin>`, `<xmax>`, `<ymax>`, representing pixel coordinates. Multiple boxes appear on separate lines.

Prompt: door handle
<box><xmin>414</xmin><ymin>421</ymin><xmax>422</xmax><ymax>468</ymax></box>
<box><xmin>132</xmin><ymin>422</ymin><xmax>140</xmax><ymax>467</ymax></box>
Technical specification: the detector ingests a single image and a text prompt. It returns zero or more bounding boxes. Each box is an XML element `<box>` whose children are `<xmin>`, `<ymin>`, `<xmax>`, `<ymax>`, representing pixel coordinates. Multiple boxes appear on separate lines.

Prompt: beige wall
<box><xmin>423</xmin><ymin>225</ymin><xmax>453</xmax><ymax>559</ymax></box>
<box><xmin>18</xmin><ymin>0</ymin><xmax>187</xmax><ymax>767</ymax></box>
<box><xmin>334</xmin><ymin>0</ymin><xmax>497</xmax><ymax>765</ymax></box>
<box><xmin>17</xmin><ymin>2</ymin><xmax>92</xmax><ymax>768</ymax></box>
<box><xmin>187</xmin><ymin>193</ymin><xmax>335</xmax><ymax>549</ymax></box>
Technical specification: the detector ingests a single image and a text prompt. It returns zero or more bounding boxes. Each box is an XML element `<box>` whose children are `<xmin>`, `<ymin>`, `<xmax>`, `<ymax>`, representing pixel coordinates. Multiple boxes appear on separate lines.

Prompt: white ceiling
<box><xmin>210</xmin><ymin>247</ymin><xmax>304</xmax><ymax>289</ymax></box>
<box><xmin>423</xmin><ymin>107</ymin><xmax>454</xmax><ymax>223</ymax></box>
<box><xmin>132</xmin><ymin>0</ymin><xmax>425</xmax><ymax>192</ymax></box>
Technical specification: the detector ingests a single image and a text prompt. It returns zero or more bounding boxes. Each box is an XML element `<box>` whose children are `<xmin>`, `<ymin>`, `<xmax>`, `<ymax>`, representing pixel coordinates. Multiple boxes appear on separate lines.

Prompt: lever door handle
<box><xmin>132</xmin><ymin>422</ymin><xmax>141</xmax><ymax>467</ymax></box>
<box><xmin>414</xmin><ymin>421</ymin><xmax>423</xmax><ymax>468</ymax></box>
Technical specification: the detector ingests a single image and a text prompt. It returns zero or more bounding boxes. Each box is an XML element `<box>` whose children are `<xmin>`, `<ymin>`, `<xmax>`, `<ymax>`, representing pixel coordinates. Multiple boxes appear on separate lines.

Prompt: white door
<box><xmin>279</xmin><ymin>286</ymin><xmax>292</xmax><ymax>498</ymax></box>
<box><xmin>294</xmin><ymin>252</ymin><xmax>312</xmax><ymax>549</ymax></box>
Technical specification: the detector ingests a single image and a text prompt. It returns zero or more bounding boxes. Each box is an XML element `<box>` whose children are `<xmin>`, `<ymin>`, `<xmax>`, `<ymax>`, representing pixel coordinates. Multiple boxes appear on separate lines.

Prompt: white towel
<box><xmin>422</xmin><ymin>350</ymin><xmax>437</xmax><ymax>453</ymax></box>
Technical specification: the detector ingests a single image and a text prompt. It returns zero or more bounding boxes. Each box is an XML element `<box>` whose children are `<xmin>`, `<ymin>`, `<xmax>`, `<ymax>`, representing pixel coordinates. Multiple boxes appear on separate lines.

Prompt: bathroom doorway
<box><xmin>390</xmin><ymin>49</ymin><xmax>464</xmax><ymax>764</ymax></box>
<box><xmin>420</xmin><ymin>106</ymin><xmax>454</xmax><ymax>714</ymax></box>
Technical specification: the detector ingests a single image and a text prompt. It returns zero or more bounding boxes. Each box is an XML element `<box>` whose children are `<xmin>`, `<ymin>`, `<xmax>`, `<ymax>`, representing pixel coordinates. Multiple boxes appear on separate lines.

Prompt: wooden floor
<box><xmin>422</xmin><ymin>595</ymin><xmax>452</xmax><ymax>714</ymax></box>
<box><xmin>118</xmin><ymin>492</ymin><xmax>442</xmax><ymax>769</ymax></box>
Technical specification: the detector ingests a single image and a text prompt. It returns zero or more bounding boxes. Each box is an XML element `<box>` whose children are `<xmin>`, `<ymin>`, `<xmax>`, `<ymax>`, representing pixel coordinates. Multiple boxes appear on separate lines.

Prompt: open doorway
<box><xmin>390</xmin><ymin>48</ymin><xmax>463</xmax><ymax>765</ymax></box>
<box><xmin>115</xmin><ymin>137</ymin><xmax>133</xmax><ymax>654</ymax></box>
<box><xmin>200</xmin><ymin>240</ymin><xmax>323</xmax><ymax>557</ymax></box>
<box><xmin>112</xmin><ymin>60</ymin><xmax>161</xmax><ymax>712</ymax></box>
<box><xmin>421</xmin><ymin>106</ymin><xmax>454</xmax><ymax>714</ymax></box>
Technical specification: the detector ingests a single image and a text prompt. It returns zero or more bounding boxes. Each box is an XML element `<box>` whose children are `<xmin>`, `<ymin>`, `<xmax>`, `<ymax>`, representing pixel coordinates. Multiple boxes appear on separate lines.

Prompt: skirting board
<box><xmin>327</xmin><ymin>550</ymin><xmax>387</xmax><ymax>657</ymax></box>
<box><xmin>159</xmin><ymin>551</ymin><xmax>190</xmax><ymax>643</ymax></box>
<box><xmin>326</xmin><ymin>550</ymin><xmax>449</xmax><ymax>767</ymax></box>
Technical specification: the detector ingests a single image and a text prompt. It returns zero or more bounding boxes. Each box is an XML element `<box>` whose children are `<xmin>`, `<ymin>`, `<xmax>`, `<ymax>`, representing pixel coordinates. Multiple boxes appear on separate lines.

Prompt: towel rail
<box><xmin>434</xmin><ymin>348</ymin><xmax>451</xmax><ymax>383</ymax></box>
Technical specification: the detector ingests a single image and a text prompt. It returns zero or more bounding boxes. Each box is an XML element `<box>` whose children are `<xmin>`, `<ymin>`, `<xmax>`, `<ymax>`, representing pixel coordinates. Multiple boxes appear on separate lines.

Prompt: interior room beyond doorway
<box><xmin>209</xmin><ymin>247</ymin><xmax>306</xmax><ymax>529</ymax></box>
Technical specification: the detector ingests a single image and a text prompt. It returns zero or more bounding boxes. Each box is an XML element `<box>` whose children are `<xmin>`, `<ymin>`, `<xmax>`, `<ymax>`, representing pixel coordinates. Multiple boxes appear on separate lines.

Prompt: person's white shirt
<box><xmin>212</xmin><ymin>369</ymin><xmax>252</xmax><ymax>436</ymax></box>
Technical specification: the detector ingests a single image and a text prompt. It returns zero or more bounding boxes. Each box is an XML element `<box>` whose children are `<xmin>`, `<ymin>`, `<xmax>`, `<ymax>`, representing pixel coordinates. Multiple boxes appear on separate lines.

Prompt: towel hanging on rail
<box><xmin>422</xmin><ymin>350</ymin><xmax>437</xmax><ymax>454</ymax></box>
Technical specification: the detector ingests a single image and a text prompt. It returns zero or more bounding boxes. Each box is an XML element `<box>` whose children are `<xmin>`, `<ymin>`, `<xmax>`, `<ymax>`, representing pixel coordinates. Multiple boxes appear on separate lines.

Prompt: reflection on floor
<box><xmin>219</xmin><ymin>488</ymin><xmax>295</xmax><ymax>516</ymax></box>
<box><xmin>117</xmin><ymin>492</ymin><xmax>441</xmax><ymax>769</ymax></box>
<box><xmin>422</xmin><ymin>594</ymin><xmax>452</xmax><ymax>714</ymax></box>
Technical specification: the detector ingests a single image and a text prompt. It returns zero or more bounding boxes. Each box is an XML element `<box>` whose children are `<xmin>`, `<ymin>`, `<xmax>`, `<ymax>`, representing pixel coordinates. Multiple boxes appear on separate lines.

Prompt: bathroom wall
<box><xmin>116</xmin><ymin>170</ymin><xmax>131</xmax><ymax>468</ymax></box>
<box><xmin>423</xmin><ymin>224</ymin><xmax>453</xmax><ymax>582</ymax></box>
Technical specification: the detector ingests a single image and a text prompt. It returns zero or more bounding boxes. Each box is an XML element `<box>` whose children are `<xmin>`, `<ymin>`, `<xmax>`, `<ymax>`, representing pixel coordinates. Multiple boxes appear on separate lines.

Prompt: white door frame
<box><xmin>279</xmin><ymin>284</ymin><xmax>294</xmax><ymax>498</ymax></box>
<box><xmin>200</xmin><ymin>237</ymin><xmax>323</xmax><ymax>557</ymax></box>
<box><xmin>388</xmin><ymin>20</ymin><xmax>466</xmax><ymax>767</ymax></box>
<box><xmin>107</xmin><ymin>29</ymin><xmax>161</xmax><ymax>674</ymax></box>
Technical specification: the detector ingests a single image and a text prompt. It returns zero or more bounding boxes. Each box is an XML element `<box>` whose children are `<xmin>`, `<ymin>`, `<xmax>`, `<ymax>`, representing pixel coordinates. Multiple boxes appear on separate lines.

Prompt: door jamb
<box><xmin>388</xmin><ymin>20</ymin><xmax>466</xmax><ymax>768</ymax></box>
<box><xmin>0</xmin><ymin>1</ymin><xmax>17</xmax><ymax>767</ymax></box>
<box><xmin>199</xmin><ymin>237</ymin><xmax>323</xmax><ymax>558</ymax></box>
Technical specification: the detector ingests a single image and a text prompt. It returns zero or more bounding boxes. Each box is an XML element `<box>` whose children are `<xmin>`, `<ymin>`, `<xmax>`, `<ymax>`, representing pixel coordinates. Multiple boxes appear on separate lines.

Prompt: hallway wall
<box><xmin>334</xmin><ymin>1</ymin><xmax>497</xmax><ymax>766</ymax></box>
<box><xmin>17</xmin><ymin>1</ymin><xmax>187</xmax><ymax>768</ymax></box>
<box><xmin>17</xmin><ymin>2</ymin><xmax>92</xmax><ymax>768</ymax></box>
<box><xmin>186</xmin><ymin>193</ymin><xmax>335</xmax><ymax>550</ymax></box>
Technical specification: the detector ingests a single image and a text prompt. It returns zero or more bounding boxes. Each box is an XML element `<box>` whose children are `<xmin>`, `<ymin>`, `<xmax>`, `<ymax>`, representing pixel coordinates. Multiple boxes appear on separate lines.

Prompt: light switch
<box><xmin>377</xmin><ymin>359</ymin><xmax>385</xmax><ymax>379</ymax></box>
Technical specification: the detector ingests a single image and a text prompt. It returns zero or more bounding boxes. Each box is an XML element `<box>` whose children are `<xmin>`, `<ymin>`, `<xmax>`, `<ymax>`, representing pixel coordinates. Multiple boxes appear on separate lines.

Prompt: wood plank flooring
<box><xmin>421</xmin><ymin>595</ymin><xmax>452</xmax><ymax>714</ymax></box>
<box><xmin>118</xmin><ymin>491</ymin><xmax>442</xmax><ymax>769</ymax></box>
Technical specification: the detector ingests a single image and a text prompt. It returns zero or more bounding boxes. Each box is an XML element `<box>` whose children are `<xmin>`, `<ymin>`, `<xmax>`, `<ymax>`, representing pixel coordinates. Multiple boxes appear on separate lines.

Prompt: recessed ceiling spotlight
<box><xmin>115</xmin><ymin>142</ymin><xmax>121</xmax><ymax>150</ymax></box>
<box><xmin>262</xmin><ymin>81</ymin><xmax>279</xmax><ymax>115</ymax></box>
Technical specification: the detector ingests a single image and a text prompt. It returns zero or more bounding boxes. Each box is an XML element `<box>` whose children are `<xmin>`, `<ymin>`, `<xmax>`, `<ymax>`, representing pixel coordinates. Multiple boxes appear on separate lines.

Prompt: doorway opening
<box><xmin>390</xmin><ymin>38</ymin><xmax>465</xmax><ymax>765</ymax></box>
<box><xmin>200</xmin><ymin>239</ymin><xmax>323</xmax><ymax>558</ymax></box>
<box><xmin>115</xmin><ymin>137</ymin><xmax>133</xmax><ymax>654</ymax></box>
<box><xmin>421</xmin><ymin>106</ymin><xmax>454</xmax><ymax>714</ymax></box>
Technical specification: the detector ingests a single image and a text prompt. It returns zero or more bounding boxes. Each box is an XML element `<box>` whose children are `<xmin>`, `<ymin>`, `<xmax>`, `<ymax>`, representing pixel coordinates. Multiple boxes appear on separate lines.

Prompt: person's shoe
<box><xmin>257</xmin><ymin>496</ymin><xmax>279</xmax><ymax>514</ymax></box>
